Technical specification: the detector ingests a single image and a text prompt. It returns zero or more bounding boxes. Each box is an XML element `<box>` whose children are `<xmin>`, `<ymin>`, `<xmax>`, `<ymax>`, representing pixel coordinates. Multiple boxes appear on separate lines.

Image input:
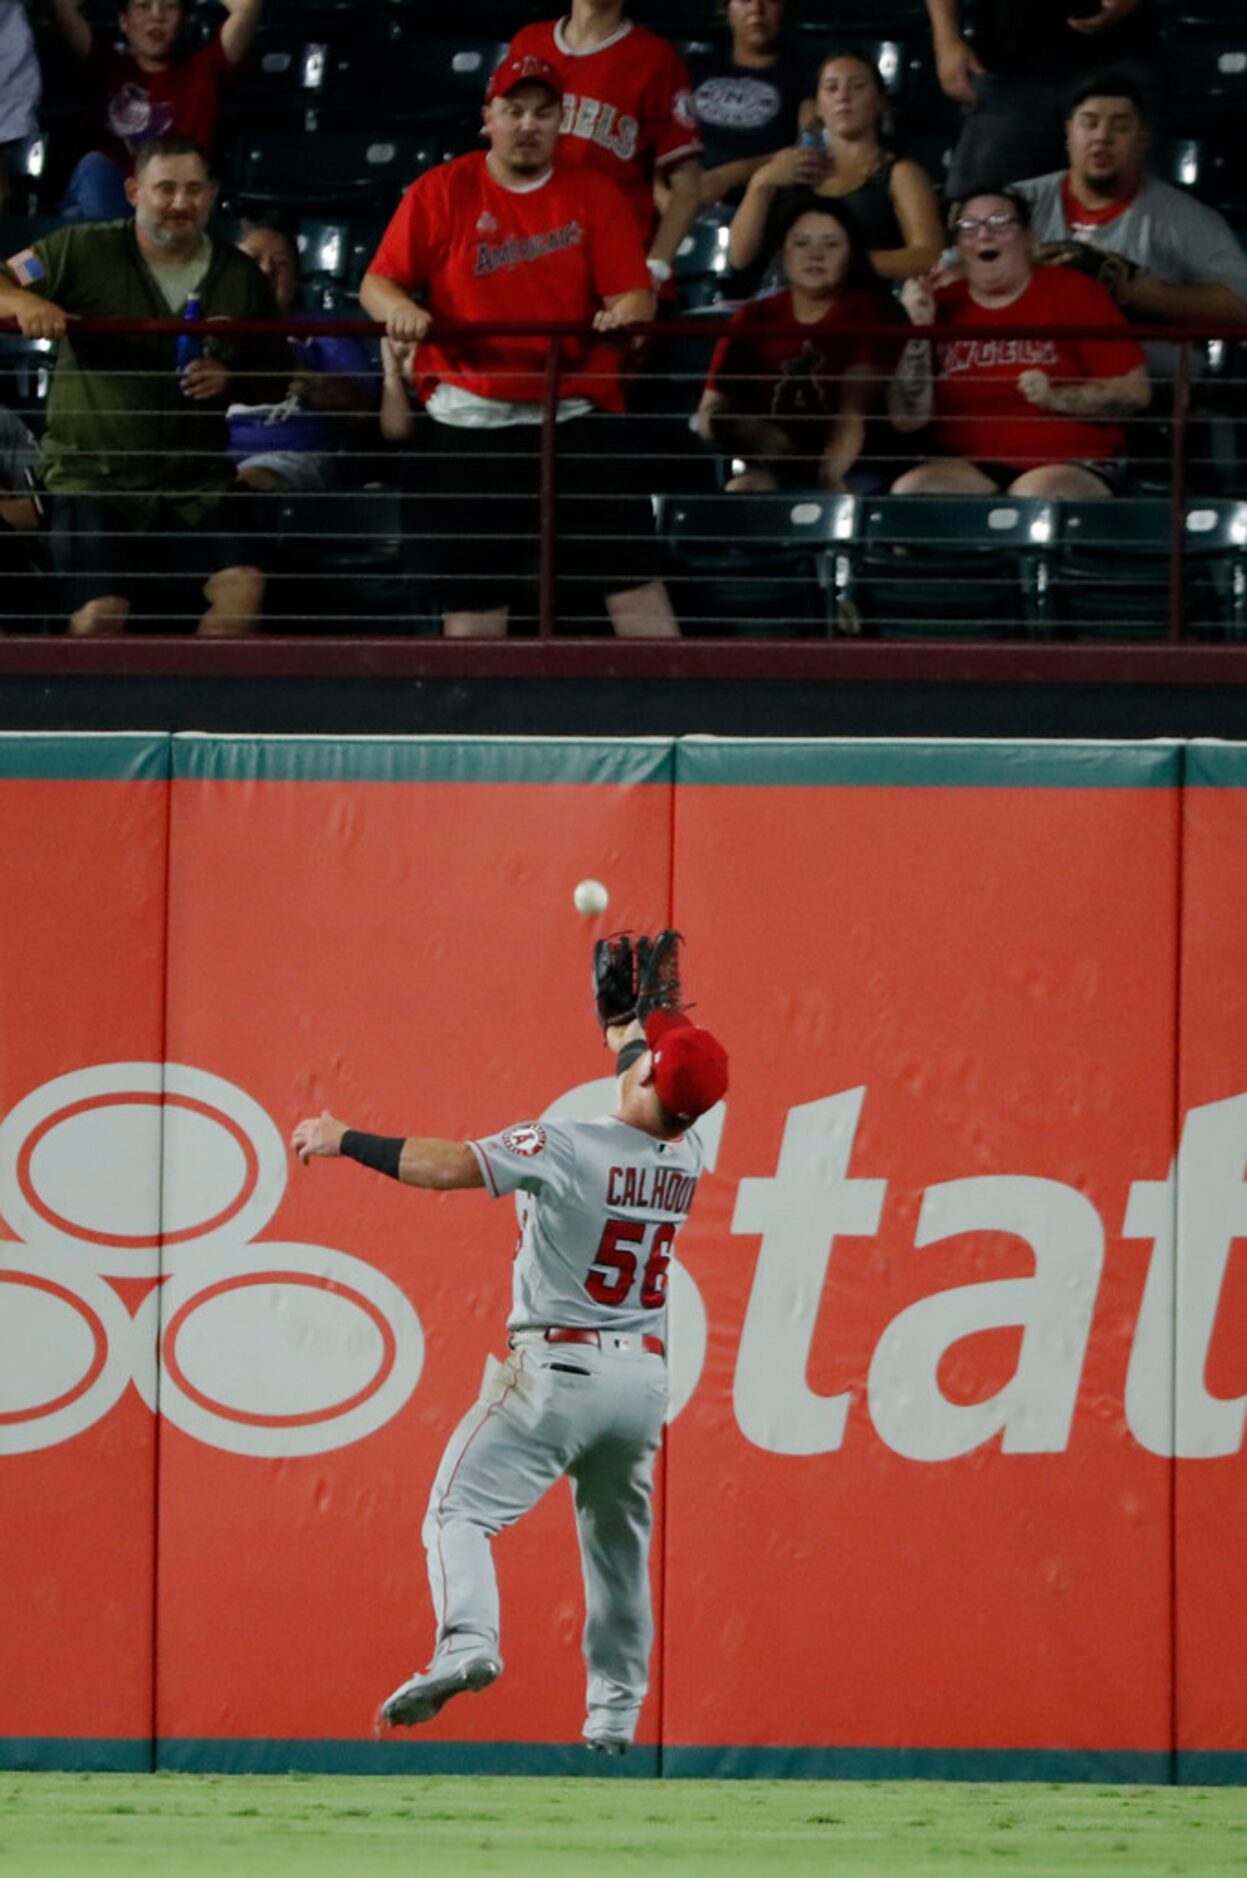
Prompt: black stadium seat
<box><xmin>227</xmin><ymin>129</ymin><xmax>452</xmax><ymax>216</ymax></box>
<box><xmin>322</xmin><ymin>34</ymin><xmax>507</xmax><ymax>130</ymax></box>
<box><xmin>1053</xmin><ymin>498</ymin><xmax>1247</xmax><ymax>641</ymax></box>
<box><xmin>656</xmin><ymin>491</ymin><xmax>851</xmax><ymax>637</ymax></box>
<box><xmin>829</xmin><ymin>496</ymin><xmax>1056</xmax><ymax>639</ymax></box>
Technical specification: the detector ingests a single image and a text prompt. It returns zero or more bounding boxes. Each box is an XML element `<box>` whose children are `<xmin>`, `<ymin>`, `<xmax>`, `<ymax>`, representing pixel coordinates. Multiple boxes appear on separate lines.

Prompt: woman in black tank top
<box><xmin>728</xmin><ymin>50</ymin><xmax>943</xmax><ymax>296</ymax></box>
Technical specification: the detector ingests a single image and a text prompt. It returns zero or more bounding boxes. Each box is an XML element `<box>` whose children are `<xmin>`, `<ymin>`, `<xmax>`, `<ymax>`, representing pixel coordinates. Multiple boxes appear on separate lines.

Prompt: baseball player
<box><xmin>290</xmin><ymin>932</ymin><xmax>728</xmax><ymax>1754</ymax></box>
<box><xmin>503</xmin><ymin>0</ymin><xmax>704</xmax><ymax>296</ymax></box>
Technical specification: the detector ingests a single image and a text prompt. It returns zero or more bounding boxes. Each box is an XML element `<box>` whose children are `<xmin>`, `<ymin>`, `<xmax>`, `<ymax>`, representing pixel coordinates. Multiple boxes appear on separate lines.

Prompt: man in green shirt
<box><xmin>0</xmin><ymin>134</ymin><xmax>287</xmax><ymax>635</ymax></box>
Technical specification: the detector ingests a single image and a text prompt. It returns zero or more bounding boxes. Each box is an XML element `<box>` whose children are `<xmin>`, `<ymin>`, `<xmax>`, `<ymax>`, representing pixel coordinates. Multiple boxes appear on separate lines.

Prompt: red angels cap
<box><xmin>485</xmin><ymin>54</ymin><xmax>564</xmax><ymax>106</ymax></box>
<box><xmin>645</xmin><ymin>1009</ymin><xmax>729</xmax><ymax>1124</ymax></box>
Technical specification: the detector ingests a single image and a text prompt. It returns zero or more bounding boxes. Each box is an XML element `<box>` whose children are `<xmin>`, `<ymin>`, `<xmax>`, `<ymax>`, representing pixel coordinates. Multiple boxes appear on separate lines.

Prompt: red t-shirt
<box><xmin>504</xmin><ymin>17</ymin><xmax>702</xmax><ymax>245</ymax></box>
<box><xmin>86</xmin><ymin>30</ymin><xmax>234</xmax><ymax>172</ymax></box>
<box><xmin>931</xmin><ymin>268</ymin><xmax>1146</xmax><ymax>468</ymax></box>
<box><xmin>367</xmin><ymin>152</ymin><xmax>651</xmax><ymax>410</ymax></box>
<box><xmin>707</xmin><ymin>288</ymin><xmax>897</xmax><ymax>424</ymax></box>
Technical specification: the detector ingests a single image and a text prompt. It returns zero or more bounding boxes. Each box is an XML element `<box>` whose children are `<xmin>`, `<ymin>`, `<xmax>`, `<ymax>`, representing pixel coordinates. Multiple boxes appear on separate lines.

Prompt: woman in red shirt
<box><xmin>889</xmin><ymin>187</ymin><xmax>1149</xmax><ymax>497</ymax></box>
<box><xmin>697</xmin><ymin>199</ymin><xmax>895</xmax><ymax>491</ymax></box>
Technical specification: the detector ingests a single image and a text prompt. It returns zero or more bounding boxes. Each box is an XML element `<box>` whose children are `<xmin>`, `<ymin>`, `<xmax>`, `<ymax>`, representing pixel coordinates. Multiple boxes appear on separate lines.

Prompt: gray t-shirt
<box><xmin>1015</xmin><ymin>170</ymin><xmax>1247</xmax><ymax>307</ymax></box>
<box><xmin>469</xmin><ymin>1113</ymin><xmax>706</xmax><ymax>1338</ymax></box>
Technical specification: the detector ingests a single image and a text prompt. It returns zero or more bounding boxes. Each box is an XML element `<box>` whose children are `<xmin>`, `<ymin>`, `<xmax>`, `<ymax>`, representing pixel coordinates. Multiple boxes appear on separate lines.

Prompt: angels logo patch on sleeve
<box><xmin>501</xmin><ymin>1122</ymin><xmax>547</xmax><ymax>1157</ymax></box>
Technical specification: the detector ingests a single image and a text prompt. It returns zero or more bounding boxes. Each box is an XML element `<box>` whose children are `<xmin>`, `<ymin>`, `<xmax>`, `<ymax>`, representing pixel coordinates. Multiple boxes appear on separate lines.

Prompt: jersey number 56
<box><xmin>585</xmin><ymin>1219</ymin><xmax>675</xmax><ymax>1310</ymax></box>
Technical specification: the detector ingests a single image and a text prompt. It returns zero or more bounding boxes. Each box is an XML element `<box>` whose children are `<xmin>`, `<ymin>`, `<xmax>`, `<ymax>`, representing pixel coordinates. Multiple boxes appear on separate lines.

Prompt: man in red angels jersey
<box><xmin>361</xmin><ymin>54</ymin><xmax>680</xmax><ymax>638</ymax></box>
<box><xmin>503</xmin><ymin>0</ymin><xmax>704</xmax><ymax>296</ymax></box>
<box><xmin>888</xmin><ymin>187</ymin><xmax>1149</xmax><ymax>497</ymax></box>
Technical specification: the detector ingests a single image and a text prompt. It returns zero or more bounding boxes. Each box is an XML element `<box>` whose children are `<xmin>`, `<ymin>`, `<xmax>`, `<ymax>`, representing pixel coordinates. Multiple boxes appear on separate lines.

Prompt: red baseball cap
<box><xmin>485</xmin><ymin>54</ymin><xmax>564</xmax><ymax>106</ymax></box>
<box><xmin>645</xmin><ymin>1010</ymin><xmax>729</xmax><ymax>1124</ymax></box>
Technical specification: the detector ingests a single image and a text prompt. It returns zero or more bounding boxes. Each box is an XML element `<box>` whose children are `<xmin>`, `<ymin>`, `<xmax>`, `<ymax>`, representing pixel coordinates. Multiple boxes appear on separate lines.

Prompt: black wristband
<box><xmin>616</xmin><ymin>1038</ymin><xmax>648</xmax><ymax>1073</ymax></box>
<box><xmin>340</xmin><ymin>1130</ymin><xmax>404</xmax><ymax>1179</ymax></box>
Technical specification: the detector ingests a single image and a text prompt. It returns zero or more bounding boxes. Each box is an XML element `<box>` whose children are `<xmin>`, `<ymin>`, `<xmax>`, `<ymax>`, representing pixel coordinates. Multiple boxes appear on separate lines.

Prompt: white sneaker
<box><xmin>378</xmin><ymin>1648</ymin><xmax>503</xmax><ymax>1729</ymax></box>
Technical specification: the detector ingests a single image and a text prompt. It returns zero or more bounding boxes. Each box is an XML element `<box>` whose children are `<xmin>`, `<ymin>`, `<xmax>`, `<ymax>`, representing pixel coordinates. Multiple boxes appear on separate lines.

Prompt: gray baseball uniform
<box><xmin>421</xmin><ymin>1113</ymin><xmax>707</xmax><ymax>1739</ymax></box>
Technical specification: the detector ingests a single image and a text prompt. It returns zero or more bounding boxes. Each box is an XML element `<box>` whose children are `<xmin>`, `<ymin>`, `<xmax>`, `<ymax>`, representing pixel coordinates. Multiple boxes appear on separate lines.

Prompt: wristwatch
<box><xmin>646</xmin><ymin>257</ymin><xmax>673</xmax><ymax>284</ymax></box>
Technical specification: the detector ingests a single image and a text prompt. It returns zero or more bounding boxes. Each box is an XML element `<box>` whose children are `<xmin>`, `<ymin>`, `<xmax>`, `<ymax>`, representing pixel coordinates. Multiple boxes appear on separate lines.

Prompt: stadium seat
<box><xmin>1186</xmin><ymin>499</ymin><xmax>1247</xmax><ymax>638</ymax></box>
<box><xmin>3</xmin><ymin>133</ymin><xmax>60</xmax><ymax>217</ymax></box>
<box><xmin>675</xmin><ymin>214</ymin><xmax>734</xmax><ymax>311</ymax></box>
<box><xmin>829</xmin><ymin>496</ymin><xmax>1056</xmax><ymax>639</ymax></box>
<box><xmin>1054</xmin><ymin>498</ymin><xmax>1247</xmax><ymax>641</ymax></box>
<box><xmin>1051</xmin><ymin>499</ymin><xmax>1173</xmax><ymax>639</ymax></box>
<box><xmin>1159</xmin><ymin>22</ymin><xmax>1247</xmax><ymax>126</ymax></box>
<box><xmin>796</xmin><ymin>0</ymin><xmax>930</xmax><ymax>27</ymax></box>
<box><xmin>0</xmin><ymin>332</ymin><xmax>54</xmax><ymax>439</ymax></box>
<box><xmin>227</xmin><ymin>129</ymin><xmax>451</xmax><ymax>216</ymax></box>
<box><xmin>267</xmin><ymin>489</ymin><xmax>412</xmax><ymax>632</ymax></box>
<box><xmin>655</xmin><ymin>491</ymin><xmax>851</xmax><ymax>636</ymax></box>
<box><xmin>218</xmin><ymin>31</ymin><xmax>336</xmax><ymax>128</ymax></box>
<box><xmin>294</xmin><ymin>216</ymin><xmax>352</xmax><ymax>285</ymax></box>
<box><xmin>323</xmin><ymin>33</ymin><xmax>506</xmax><ymax>130</ymax></box>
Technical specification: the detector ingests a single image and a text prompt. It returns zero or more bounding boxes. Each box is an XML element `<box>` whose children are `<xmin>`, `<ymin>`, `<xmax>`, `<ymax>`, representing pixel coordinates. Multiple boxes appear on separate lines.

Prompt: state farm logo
<box><xmin>502</xmin><ymin>1122</ymin><xmax>546</xmax><ymax>1157</ymax></box>
<box><xmin>0</xmin><ymin>1064</ymin><xmax>423</xmax><ymax>1457</ymax></box>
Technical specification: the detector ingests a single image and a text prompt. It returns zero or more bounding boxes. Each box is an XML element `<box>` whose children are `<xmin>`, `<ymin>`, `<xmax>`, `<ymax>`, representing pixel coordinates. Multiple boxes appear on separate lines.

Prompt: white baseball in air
<box><xmin>573</xmin><ymin>878</ymin><xmax>609</xmax><ymax>916</ymax></box>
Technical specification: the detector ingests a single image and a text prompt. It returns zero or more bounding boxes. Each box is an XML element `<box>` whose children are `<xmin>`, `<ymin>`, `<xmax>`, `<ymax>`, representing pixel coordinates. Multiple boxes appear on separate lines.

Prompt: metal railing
<box><xmin>0</xmin><ymin>311</ymin><xmax>1243</xmax><ymax>647</ymax></box>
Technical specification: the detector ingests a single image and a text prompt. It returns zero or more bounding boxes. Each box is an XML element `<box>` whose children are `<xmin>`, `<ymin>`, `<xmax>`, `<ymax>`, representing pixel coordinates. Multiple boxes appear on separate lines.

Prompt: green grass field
<box><xmin>2</xmin><ymin>1774</ymin><xmax>1245</xmax><ymax>1876</ymax></box>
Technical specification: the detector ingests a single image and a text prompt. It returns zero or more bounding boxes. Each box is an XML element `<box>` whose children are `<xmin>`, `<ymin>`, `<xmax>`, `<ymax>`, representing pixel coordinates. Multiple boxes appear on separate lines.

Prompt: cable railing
<box><xmin>0</xmin><ymin>311</ymin><xmax>1243</xmax><ymax>650</ymax></box>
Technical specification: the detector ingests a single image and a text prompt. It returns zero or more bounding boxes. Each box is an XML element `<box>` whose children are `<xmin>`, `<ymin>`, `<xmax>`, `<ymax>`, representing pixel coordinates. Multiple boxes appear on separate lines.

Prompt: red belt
<box><xmin>545</xmin><ymin>1327</ymin><xmax>665</xmax><ymax>1359</ymax></box>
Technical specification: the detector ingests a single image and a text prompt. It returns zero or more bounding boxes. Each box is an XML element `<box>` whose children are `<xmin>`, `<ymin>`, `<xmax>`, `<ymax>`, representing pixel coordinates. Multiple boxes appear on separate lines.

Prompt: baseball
<box><xmin>573</xmin><ymin>878</ymin><xmax>609</xmax><ymax>917</ymax></box>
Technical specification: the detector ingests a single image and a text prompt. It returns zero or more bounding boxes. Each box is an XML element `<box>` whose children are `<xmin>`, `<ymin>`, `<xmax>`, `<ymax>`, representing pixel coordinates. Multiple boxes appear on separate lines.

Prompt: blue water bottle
<box><xmin>176</xmin><ymin>290</ymin><xmax>203</xmax><ymax>391</ymax></box>
<box><xmin>798</xmin><ymin>126</ymin><xmax>832</xmax><ymax>172</ymax></box>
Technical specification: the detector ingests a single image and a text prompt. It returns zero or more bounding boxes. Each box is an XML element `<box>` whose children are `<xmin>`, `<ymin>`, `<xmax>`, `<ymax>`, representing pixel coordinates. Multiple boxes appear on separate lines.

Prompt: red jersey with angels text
<box><xmin>930</xmin><ymin>268</ymin><xmax>1145</xmax><ymax>468</ymax></box>
<box><xmin>504</xmin><ymin>16</ymin><xmax>702</xmax><ymax>244</ymax></box>
<box><xmin>367</xmin><ymin>152</ymin><xmax>651</xmax><ymax>410</ymax></box>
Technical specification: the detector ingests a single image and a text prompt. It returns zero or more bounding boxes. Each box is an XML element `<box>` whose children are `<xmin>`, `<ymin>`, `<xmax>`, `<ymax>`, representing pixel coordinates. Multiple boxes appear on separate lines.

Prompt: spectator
<box><xmin>925</xmin><ymin>0</ymin><xmax>1157</xmax><ymax>199</ymax></box>
<box><xmin>0</xmin><ymin>403</ymin><xmax>37</xmax><ymax>528</ymax></box>
<box><xmin>51</xmin><ymin>0</ymin><xmax>263</xmax><ymax>223</ymax></box>
<box><xmin>0</xmin><ymin>136</ymin><xmax>287</xmax><ymax>636</ymax></box>
<box><xmin>696</xmin><ymin>199</ymin><xmax>895</xmax><ymax>491</ymax></box>
<box><xmin>502</xmin><ymin>0</ymin><xmax>703</xmax><ymax>298</ymax></box>
<box><xmin>677</xmin><ymin>0</ymin><xmax>808</xmax><ymax>215</ymax></box>
<box><xmin>228</xmin><ymin>219</ymin><xmax>376</xmax><ymax>494</ymax></box>
<box><xmin>728</xmin><ymin>51</ymin><xmax>943</xmax><ymax>292</ymax></box>
<box><xmin>0</xmin><ymin>0</ymin><xmax>40</xmax><ymax>211</ymax></box>
<box><xmin>362</xmin><ymin>55</ymin><xmax>679</xmax><ymax>641</ymax></box>
<box><xmin>0</xmin><ymin>403</ymin><xmax>42</xmax><ymax>633</ymax></box>
<box><xmin>889</xmin><ymin>186</ymin><xmax>1149</xmax><ymax>498</ymax></box>
<box><xmin>1015</xmin><ymin>75</ymin><xmax>1247</xmax><ymax>331</ymax></box>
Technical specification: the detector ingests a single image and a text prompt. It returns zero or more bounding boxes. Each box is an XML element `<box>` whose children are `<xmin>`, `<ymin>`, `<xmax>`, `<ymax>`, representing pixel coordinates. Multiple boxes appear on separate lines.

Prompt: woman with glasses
<box><xmin>727</xmin><ymin>50</ymin><xmax>943</xmax><ymax>292</ymax></box>
<box><xmin>888</xmin><ymin>186</ymin><xmax>1149</xmax><ymax>497</ymax></box>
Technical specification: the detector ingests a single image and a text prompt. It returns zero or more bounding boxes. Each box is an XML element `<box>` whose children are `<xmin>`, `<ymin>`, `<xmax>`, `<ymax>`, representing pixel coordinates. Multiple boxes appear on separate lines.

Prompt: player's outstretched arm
<box><xmin>291</xmin><ymin>1110</ymin><xmax>483</xmax><ymax>1189</ymax></box>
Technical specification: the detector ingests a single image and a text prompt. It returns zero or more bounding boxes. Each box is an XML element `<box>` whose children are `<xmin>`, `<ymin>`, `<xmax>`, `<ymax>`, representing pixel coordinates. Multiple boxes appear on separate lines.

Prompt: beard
<box><xmin>1081</xmin><ymin>163</ymin><xmax>1123</xmax><ymax>200</ymax></box>
<box><xmin>136</xmin><ymin>208</ymin><xmax>203</xmax><ymax>252</ymax></box>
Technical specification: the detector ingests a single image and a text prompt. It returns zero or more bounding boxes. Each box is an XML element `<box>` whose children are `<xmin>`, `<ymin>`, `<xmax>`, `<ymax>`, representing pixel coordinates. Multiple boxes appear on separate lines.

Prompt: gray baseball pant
<box><xmin>422</xmin><ymin>1335</ymin><xmax>668</xmax><ymax>1730</ymax></box>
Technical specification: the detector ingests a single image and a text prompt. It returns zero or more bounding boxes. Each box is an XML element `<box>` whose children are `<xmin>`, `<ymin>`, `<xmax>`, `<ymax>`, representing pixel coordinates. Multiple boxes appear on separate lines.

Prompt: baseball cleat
<box><xmin>378</xmin><ymin>1649</ymin><xmax>503</xmax><ymax>1729</ymax></box>
<box><xmin>584</xmin><ymin>1735</ymin><xmax>629</xmax><ymax>1756</ymax></box>
<box><xmin>582</xmin><ymin>1719</ymin><xmax>632</xmax><ymax>1756</ymax></box>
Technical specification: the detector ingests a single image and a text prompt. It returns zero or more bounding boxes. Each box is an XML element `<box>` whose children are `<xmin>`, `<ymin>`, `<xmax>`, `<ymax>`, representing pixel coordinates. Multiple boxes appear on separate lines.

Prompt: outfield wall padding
<box><xmin>0</xmin><ymin>733</ymin><xmax>1239</xmax><ymax>1779</ymax></box>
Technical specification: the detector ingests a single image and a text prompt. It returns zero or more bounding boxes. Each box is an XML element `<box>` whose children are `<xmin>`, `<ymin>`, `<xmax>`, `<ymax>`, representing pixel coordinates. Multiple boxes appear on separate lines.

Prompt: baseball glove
<box><xmin>636</xmin><ymin>928</ymin><xmax>685</xmax><ymax>1023</ymax></box>
<box><xmin>593</xmin><ymin>933</ymin><xmax>651</xmax><ymax>1029</ymax></box>
<box><xmin>1033</xmin><ymin>240</ymin><xmax>1139</xmax><ymax>304</ymax></box>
